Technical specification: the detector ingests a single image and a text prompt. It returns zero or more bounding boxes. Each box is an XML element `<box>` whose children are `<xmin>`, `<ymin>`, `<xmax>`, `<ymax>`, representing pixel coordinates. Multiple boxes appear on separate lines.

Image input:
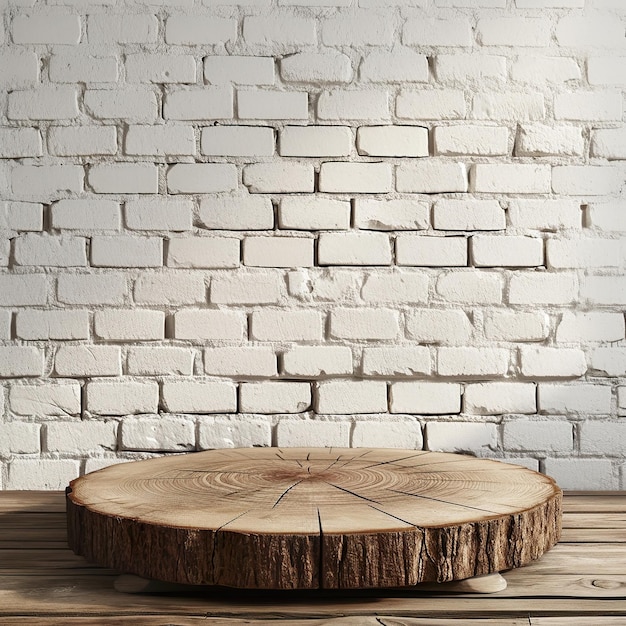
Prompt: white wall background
<box><xmin>0</xmin><ymin>0</ymin><xmax>624</xmax><ymax>490</ymax></box>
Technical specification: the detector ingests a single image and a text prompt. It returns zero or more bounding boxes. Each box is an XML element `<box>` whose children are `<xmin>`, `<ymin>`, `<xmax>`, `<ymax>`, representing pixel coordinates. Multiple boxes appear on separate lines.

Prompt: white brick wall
<box><xmin>1</xmin><ymin>0</ymin><xmax>624</xmax><ymax>491</ymax></box>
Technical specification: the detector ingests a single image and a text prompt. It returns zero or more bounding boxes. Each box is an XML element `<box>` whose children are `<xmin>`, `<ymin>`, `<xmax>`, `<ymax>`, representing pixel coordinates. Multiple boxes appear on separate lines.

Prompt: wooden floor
<box><xmin>1</xmin><ymin>491</ymin><xmax>625</xmax><ymax>625</ymax></box>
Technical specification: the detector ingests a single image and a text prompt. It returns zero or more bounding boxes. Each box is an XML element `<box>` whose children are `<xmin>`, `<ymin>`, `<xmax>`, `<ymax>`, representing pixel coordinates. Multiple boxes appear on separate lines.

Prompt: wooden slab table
<box><xmin>1</xmin><ymin>491</ymin><xmax>625</xmax><ymax>624</ymax></box>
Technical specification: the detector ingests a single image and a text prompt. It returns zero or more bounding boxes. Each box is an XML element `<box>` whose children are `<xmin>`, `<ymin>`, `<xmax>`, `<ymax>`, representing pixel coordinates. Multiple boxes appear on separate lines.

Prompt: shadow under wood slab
<box><xmin>65</xmin><ymin>447</ymin><xmax>562</xmax><ymax>590</ymax></box>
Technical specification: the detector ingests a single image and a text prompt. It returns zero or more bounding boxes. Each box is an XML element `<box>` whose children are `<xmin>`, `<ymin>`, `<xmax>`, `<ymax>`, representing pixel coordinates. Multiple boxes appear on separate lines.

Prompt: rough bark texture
<box><xmin>67</xmin><ymin>448</ymin><xmax>562</xmax><ymax>589</ymax></box>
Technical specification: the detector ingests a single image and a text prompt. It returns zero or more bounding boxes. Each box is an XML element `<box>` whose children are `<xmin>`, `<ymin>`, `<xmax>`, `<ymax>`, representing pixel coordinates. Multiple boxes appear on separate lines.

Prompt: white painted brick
<box><xmin>211</xmin><ymin>273</ymin><xmax>281</xmax><ymax>304</ymax></box>
<box><xmin>352</xmin><ymin>418</ymin><xmax>423</xmax><ymax>450</ymax></box>
<box><xmin>174</xmin><ymin>309</ymin><xmax>245</xmax><ymax>340</ymax></box>
<box><xmin>318</xmin><ymin>90</ymin><xmax>390</xmax><ymax>121</ymax></box>
<box><xmin>238</xmin><ymin>91</ymin><xmax>308</xmax><ymax>120</ymax></box>
<box><xmin>330</xmin><ymin>308</ymin><xmax>399</xmax><ymax>340</ymax></box>
<box><xmin>471</xmin><ymin>164</ymin><xmax>550</xmax><ymax>194</ymax></box>
<box><xmin>426</xmin><ymin>422</ymin><xmax>498</xmax><ymax>454</ymax></box>
<box><xmin>539</xmin><ymin>383</ymin><xmax>611</xmax><ymax>415</ymax></box>
<box><xmin>16</xmin><ymin>310</ymin><xmax>89</xmax><ymax>341</ymax></box>
<box><xmin>281</xmin><ymin>53</ymin><xmax>352</xmax><ymax>83</ymax></box>
<box><xmin>164</xmin><ymin>88</ymin><xmax>233</xmax><ymax>120</ymax></box>
<box><xmin>556</xmin><ymin>15</ymin><xmax>626</xmax><ymax>48</ymax></box>
<box><xmin>391</xmin><ymin>382</ymin><xmax>461</xmax><ymax>414</ymax></box>
<box><xmin>244</xmin><ymin>16</ymin><xmax>316</xmax><ymax>48</ymax></box>
<box><xmin>12</xmin><ymin>14</ymin><xmax>81</xmax><ymax>44</ymax></box>
<box><xmin>167</xmin><ymin>237</ymin><xmax>240</xmax><ymax>269</ymax></box>
<box><xmin>15</xmin><ymin>234</ymin><xmax>86</xmax><ymax>267</ymax></box>
<box><xmin>322</xmin><ymin>16</ymin><xmax>393</xmax><ymax>46</ymax></box>
<box><xmin>0</xmin><ymin>202</ymin><xmax>43</xmax><ymax>231</ymax></box>
<box><xmin>465</xmin><ymin>383</ymin><xmax>536</xmax><ymax>415</ymax></box>
<box><xmin>0</xmin><ymin>311</ymin><xmax>11</xmax><ymax>339</ymax></box>
<box><xmin>9</xmin><ymin>87</ymin><xmax>79</xmax><ymax>120</ymax></box>
<box><xmin>437</xmin><ymin>270</ymin><xmax>502</xmax><ymax>304</ymax></box>
<box><xmin>0</xmin><ymin>423</ymin><xmax>40</xmax><ymax>456</ymax></box>
<box><xmin>11</xmin><ymin>165</ymin><xmax>83</xmax><ymax>201</ymax></box>
<box><xmin>557</xmin><ymin>312</ymin><xmax>625</xmax><ymax>343</ymax></box>
<box><xmin>397</xmin><ymin>90</ymin><xmax>466</xmax><ymax>120</ymax></box>
<box><xmin>205</xmin><ymin>56</ymin><xmax>274</xmax><ymax>85</ymax></box>
<box><xmin>165</xmin><ymin>16</ymin><xmax>237</xmax><ymax>45</ymax></box>
<box><xmin>121</xmin><ymin>417</ymin><xmax>195</xmax><ymax>452</ymax></box>
<box><xmin>592</xmin><ymin>128</ymin><xmax>626</xmax><ymax>159</ymax></box>
<box><xmin>0</xmin><ymin>274</ymin><xmax>47</xmax><ymax>305</ymax></box>
<box><xmin>198</xmin><ymin>196</ymin><xmax>274</xmax><ymax>230</ymax></box>
<box><xmin>472</xmin><ymin>235</ymin><xmax>543</xmax><ymax>268</ymax></box>
<box><xmin>520</xmin><ymin>347</ymin><xmax>587</xmax><ymax>378</ymax></box>
<box><xmin>516</xmin><ymin>124</ymin><xmax>583</xmax><ymax>157</ymax></box>
<box><xmin>49</xmin><ymin>54</ymin><xmax>117</xmax><ymax>83</ymax></box>
<box><xmin>91</xmin><ymin>236</ymin><xmax>162</xmax><ymax>268</ymax></box>
<box><xmin>477</xmin><ymin>18</ymin><xmax>551</xmax><ymax>46</ymax></box>
<box><xmin>591</xmin><ymin>348</ymin><xmax>626</xmax><ymax>376</ymax></box>
<box><xmin>438</xmin><ymin>347</ymin><xmax>510</xmax><ymax>377</ymax></box>
<box><xmin>547</xmin><ymin>238</ymin><xmax>622</xmax><ymax>269</ymax></box>
<box><xmin>434</xmin><ymin>125</ymin><xmax>508</xmax><ymax>157</ymax></box>
<box><xmin>126</xmin><ymin>54</ymin><xmax>196</xmax><ymax>84</ymax></box>
<box><xmin>283</xmin><ymin>346</ymin><xmax>353</xmax><ymax>377</ymax></box>
<box><xmin>0</xmin><ymin>128</ymin><xmax>42</xmax><ymax>158</ymax></box>
<box><xmin>279</xmin><ymin>197</ymin><xmax>351</xmax><ymax>230</ymax></box>
<box><xmin>167</xmin><ymin>164</ymin><xmax>237</xmax><ymax>194</ymax></box>
<box><xmin>125</xmin><ymin>198</ymin><xmax>192</xmax><ymax>232</ymax></box>
<box><xmin>319</xmin><ymin>162</ymin><xmax>392</xmax><ymax>193</ymax></box>
<box><xmin>9</xmin><ymin>382</ymin><xmax>80</xmax><ymax>416</ymax></box>
<box><xmin>49</xmin><ymin>126</ymin><xmax>117</xmax><ymax>156</ymax></box>
<box><xmin>84</xmin><ymin>458</ymin><xmax>131</xmax><ymax>474</ymax></box>
<box><xmin>362</xmin><ymin>347</ymin><xmax>430</xmax><ymax>377</ymax></box>
<box><xmin>396</xmin><ymin>161</ymin><xmax>468</xmax><ymax>193</ymax></box>
<box><xmin>251</xmin><ymin>309</ymin><xmax>323</xmax><ymax>341</ymax></box>
<box><xmin>87</xmin><ymin>381</ymin><xmax>158</xmax><ymax>416</ymax></box>
<box><xmin>396</xmin><ymin>236</ymin><xmax>467</xmax><ymax>267</ymax></box>
<box><xmin>280</xmin><ymin>126</ymin><xmax>351</xmax><ymax>157</ymax></box>
<box><xmin>162</xmin><ymin>380</ymin><xmax>236</xmax><ymax>413</ymax></box>
<box><xmin>88</xmin><ymin>164</ymin><xmax>158</xmax><ymax>194</ymax></box>
<box><xmin>433</xmin><ymin>200</ymin><xmax>505</xmax><ymax>231</ymax></box>
<box><xmin>134</xmin><ymin>273</ymin><xmax>206</xmax><ymax>305</ymax></box>
<box><xmin>554</xmin><ymin>92</ymin><xmax>622</xmax><ymax>121</ymax></box>
<box><xmin>472</xmin><ymin>93</ymin><xmax>545</xmax><ymax>121</ymax></box>
<box><xmin>406</xmin><ymin>309</ymin><xmax>473</xmax><ymax>344</ymax></box>
<box><xmin>54</xmin><ymin>346</ymin><xmax>121</xmax><ymax>377</ymax></box>
<box><xmin>88</xmin><ymin>14</ymin><xmax>157</xmax><ymax>43</ymax></box>
<box><xmin>545</xmin><ymin>458</ymin><xmax>617</xmax><ymax>491</ymax></box>
<box><xmin>58</xmin><ymin>274</ymin><xmax>127</xmax><ymax>305</ymax></box>
<box><xmin>289</xmin><ymin>270</ymin><xmax>361</xmax><ymax>301</ymax></box>
<box><xmin>276</xmin><ymin>419</ymin><xmax>350</xmax><ymax>447</ymax></box>
<box><xmin>511</xmin><ymin>57</ymin><xmax>581</xmax><ymax>84</ymax></box>
<box><xmin>582</xmin><ymin>276</ymin><xmax>626</xmax><ymax>306</ymax></box>
<box><xmin>95</xmin><ymin>310</ymin><xmax>164</xmax><ymax>341</ymax></box>
<box><xmin>516</xmin><ymin>0</ymin><xmax>584</xmax><ymax>6</ymax></box>
<box><xmin>198</xmin><ymin>415</ymin><xmax>271</xmax><ymax>449</ymax></box>
<box><xmin>0</xmin><ymin>51</ymin><xmax>38</xmax><ymax>86</ymax></box>
<box><xmin>503</xmin><ymin>420</ymin><xmax>573</xmax><ymax>453</ymax></box>
<box><xmin>358</xmin><ymin>126</ymin><xmax>428</xmax><ymax>157</ymax></box>
<box><xmin>360</xmin><ymin>50</ymin><xmax>429</xmax><ymax>83</ymax></box>
<box><xmin>204</xmin><ymin>347</ymin><xmax>277</xmax><ymax>377</ymax></box>
<box><xmin>435</xmin><ymin>55</ymin><xmax>506</xmax><ymax>82</ymax></box>
<box><xmin>125</xmin><ymin>125</ymin><xmax>195</xmax><ymax>157</ymax></box>
<box><xmin>508</xmin><ymin>199</ymin><xmax>581</xmax><ymax>231</ymax></box>
<box><xmin>355</xmin><ymin>198</ymin><xmax>429</xmax><ymax>231</ymax></box>
<box><xmin>127</xmin><ymin>347</ymin><xmax>194</xmax><ymax>376</ymax></box>
<box><xmin>241</xmin><ymin>382</ymin><xmax>311</xmax><ymax>413</ymax></box>
<box><xmin>316</xmin><ymin>380</ymin><xmax>387</xmax><ymax>414</ymax></box>
<box><xmin>509</xmin><ymin>272</ymin><xmax>578</xmax><ymax>305</ymax></box>
<box><xmin>6</xmin><ymin>460</ymin><xmax>79</xmax><ymax>490</ymax></box>
<box><xmin>202</xmin><ymin>126</ymin><xmax>274</xmax><ymax>157</ymax></box>
<box><xmin>404</xmin><ymin>18</ymin><xmax>472</xmax><ymax>46</ymax></box>
<box><xmin>46</xmin><ymin>421</ymin><xmax>117</xmax><ymax>454</ymax></box>
<box><xmin>587</xmin><ymin>202</ymin><xmax>626</xmax><ymax>232</ymax></box>
<box><xmin>361</xmin><ymin>272</ymin><xmax>429</xmax><ymax>303</ymax></box>
<box><xmin>318</xmin><ymin>233</ymin><xmax>392</xmax><ymax>266</ymax></box>
<box><xmin>85</xmin><ymin>88</ymin><xmax>158</xmax><ymax>123</ymax></box>
<box><xmin>244</xmin><ymin>163</ymin><xmax>314</xmax><ymax>193</ymax></box>
<box><xmin>484</xmin><ymin>311</ymin><xmax>549</xmax><ymax>342</ymax></box>
<box><xmin>588</xmin><ymin>57</ymin><xmax>626</xmax><ymax>85</ymax></box>
<box><xmin>244</xmin><ymin>237</ymin><xmax>314</xmax><ymax>268</ymax></box>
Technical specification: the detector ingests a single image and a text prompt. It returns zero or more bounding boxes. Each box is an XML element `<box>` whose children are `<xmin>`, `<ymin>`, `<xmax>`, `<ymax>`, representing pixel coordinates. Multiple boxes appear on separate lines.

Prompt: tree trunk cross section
<box><xmin>66</xmin><ymin>448</ymin><xmax>562</xmax><ymax>590</ymax></box>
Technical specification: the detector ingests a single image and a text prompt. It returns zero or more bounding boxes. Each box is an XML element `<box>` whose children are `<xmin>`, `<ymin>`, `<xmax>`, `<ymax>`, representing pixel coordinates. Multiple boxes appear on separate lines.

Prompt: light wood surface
<box><xmin>66</xmin><ymin>448</ymin><xmax>562</xmax><ymax>589</ymax></box>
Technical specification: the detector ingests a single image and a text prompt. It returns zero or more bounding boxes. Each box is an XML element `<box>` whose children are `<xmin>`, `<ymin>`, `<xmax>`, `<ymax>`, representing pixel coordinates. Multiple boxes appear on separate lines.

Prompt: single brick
<box><xmin>6</xmin><ymin>460</ymin><xmax>79</xmax><ymax>490</ymax></box>
<box><xmin>57</xmin><ymin>274</ymin><xmax>128</xmax><ymax>305</ymax></box>
<box><xmin>85</xmin><ymin>88</ymin><xmax>158</xmax><ymax>123</ymax></box>
<box><xmin>554</xmin><ymin>92</ymin><xmax>622</xmax><ymax>121</ymax></box>
<box><xmin>471</xmin><ymin>164</ymin><xmax>550</xmax><ymax>193</ymax></box>
<box><xmin>279</xmin><ymin>197</ymin><xmax>351</xmax><ymax>230</ymax></box>
<box><xmin>318</xmin><ymin>89</ymin><xmax>390</xmax><ymax>121</ymax></box>
<box><xmin>592</xmin><ymin>128</ymin><xmax>626</xmax><ymax>159</ymax></box>
<box><xmin>164</xmin><ymin>88</ymin><xmax>233</xmax><ymax>120</ymax></box>
<box><xmin>558</xmin><ymin>312</ymin><xmax>625</xmax><ymax>343</ymax></box>
<box><xmin>587</xmin><ymin>201</ymin><xmax>626</xmax><ymax>232</ymax></box>
<box><xmin>165</xmin><ymin>16</ymin><xmax>237</xmax><ymax>45</ymax></box>
<box><xmin>87</xmin><ymin>381</ymin><xmax>159</xmax><ymax>415</ymax></box>
<box><xmin>162</xmin><ymin>380</ymin><xmax>236</xmax><ymax>413</ymax></box>
<box><xmin>406</xmin><ymin>309</ymin><xmax>473</xmax><ymax>344</ymax></box>
<box><xmin>588</xmin><ymin>56</ymin><xmax>626</xmax><ymax>85</ymax></box>
<box><xmin>126</xmin><ymin>54</ymin><xmax>196</xmax><ymax>84</ymax></box>
<box><xmin>511</xmin><ymin>56</ymin><xmax>581</xmax><ymax>83</ymax></box>
<box><xmin>11</xmin><ymin>165</ymin><xmax>83</xmax><ymax>201</ymax></box>
<box><xmin>121</xmin><ymin>417</ymin><xmax>195</xmax><ymax>452</ymax></box>
<box><xmin>244</xmin><ymin>237</ymin><xmax>314</xmax><ymax>268</ymax></box>
<box><xmin>10</xmin><ymin>382</ymin><xmax>80</xmax><ymax>415</ymax></box>
<box><xmin>360</xmin><ymin>50</ymin><xmax>429</xmax><ymax>83</ymax></box>
<box><xmin>508</xmin><ymin>199</ymin><xmax>581</xmax><ymax>231</ymax></box>
<box><xmin>12</xmin><ymin>14</ymin><xmax>81</xmax><ymax>44</ymax></box>
<box><xmin>198</xmin><ymin>196</ymin><xmax>274</xmax><ymax>230</ymax></box>
<box><xmin>198</xmin><ymin>416</ymin><xmax>271</xmax><ymax>449</ymax></box>
<box><xmin>9</xmin><ymin>87</ymin><xmax>79</xmax><ymax>120</ymax></box>
<box><xmin>167</xmin><ymin>164</ymin><xmax>237</xmax><ymax>194</ymax></box>
<box><xmin>238</xmin><ymin>91</ymin><xmax>308</xmax><ymax>120</ymax></box>
<box><xmin>318</xmin><ymin>232</ymin><xmax>392</xmax><ymax>266</ymax></box>
<box><xmin>352</xmin><ymin>418</ymin><xmax>423</xmax><ymax>450</ymax></box>
<box><xmin>49</xmin><ymin>54</ymin><xmax>117</xmax><ymax>83</ymax></box>
<box><xmin>174</xmin><ymin>309</ymin><xmax>246</xmax><ymax>340</ymax></box>
<box><xmin>251</xmin><ymin>309</ymin><xmax>323</xmax><ymax>341</ymax></box>
<box><xmin>205</xmin><ymin>56</ymin><xmax>274</xmax><ymax>85</ymax></box>
<box><xmin>279</xmin><ymin>126</ymin><xmax>352</xmax><ymax>157</ymax></box>
<box><xmin>281</xmin><ymin>52</ymin><xmax>352</xmax><ymax>83</ymax></box>
<box><xmin>582</xmin><ymin>276</ymin><xmax>626</xmax><ymax>306</ymax></box>
<box><xmin>503</xmin><ymin>420</ymin><xmax>573</xmax><ymax>453</ymax></box>
<box><xmin>0</xmin><ymin>50</ymin><xmax>38</xmax><ymax>86</ymax></box>
<box><xmin>244</xmin><ymin>163</ymin><xmax>314</xmax><ymax>193</ymax></box>
<box><xmin>433</xmin><ymin>125</ymin><xmax>508</xmax><ymax>156</ymax></box>
<box><xmin>396</xmin><ymin>236</ymin><xmax>467</xmax><ymax>267</ymax></box>
<box><xmin>472</xmin><ymin>235</ymin><xmax>543</xmax><ymax>267</ymax></box>
<box><xmin>544</xmin><ymin>458</ymin><xmax>617</xmax><ymax>491</ymax></box>
<box><xmin>134</xmin><ymin>273</ymin><xmax>206</xmax><ymax>305</ymax></box>
<box><xmin>0</xmin><ymin>128</ymin><xmax>42</xmax><ymax>158</ymax></box>
<box><xmin>125</xmin><ymin>125</ymin><xmax>195</xmax><ymax>156</ymax></box>
<box><xmin>361</xmin><ymin>347</ymin><xmax>430</xmax><ymax>377</ymax></box>
<box><xmin>538</xmin><ymin>383</ymin><xmax>611</xmax><ymax>415</ymax></box>
<box><xmin>282</xmin><ymin>346</ymin><xmax>353</xmax><ymax>377</ymax></box>
<box><xmin>0</xmin><ymin>423</ymin><xmax>40</xmax><ymax>456</ymax></box>
<box><xmin>0</xmin><ymin>201</ymin><xmax>43</xmax><ymax>231</ymax></box>
<box><xmin>46</xmin><ymin>421</ymin><xmax>117</xmax><ymax>453</ymax></box>
<box><xmin>167</xmin><ymin>237</ymin><xmax>240</xmax><ymax>269</ymax></box>
<box><xmin>88</xmin><ymin>164</ymin><xmax>158</xmax><ymax>194</ymax></box>
<box><xmin>54</xmin><ymin>346</ymin><xmax>121</xmax><ymax>377</ymax></box>
<box><xmin>0</xmin><ymin>274</ymin><xmax>45</xmax><ymax>307</ymax></box>
<box><xmin>16</xmin><ymin>310</ymin><xmax>89</xmax><ymax>341</ymax></box>
<box><xmin>547</xmin><ymin>238</ymin><xmax>622</xmax><ymax>269</ymax></box>
<box><xmin>390</xmin><ymin>382</ymin><xmax>461</xmax><ymax>414</ymax></box>
<box><xmin>330</xmin><ymin>308</ymin><xmax>399</xmax><ymax>340</ymax></box>
<box><xmin>552</xmin><ymin>166</ymin><xmax>622</xmax><ymax>196</ymax></box>
<box><xmin>477</xmin><ymin>17</ymin><xmax>551</xmax><ymax>46</ymax></box>
<box><xmin>361</xmin><ymin>271</ymin><xmax>428</xmax><ymax>303</ymax></box>
<box><xmin>433</xmin><ymin>200</ymin><xmax>505</xmax><ymax>231</ymax></box>
<box><xmin>438</xmin><ymin>347</ymin><xmax>510</xmax><ymax>377</ymax></box>
<box><xmin>94</xmin><ymin>310</ymin><xmax>165</xmax><ymax>341</ymax></box>
<box><xmin>355</xmin><ymin>198</ymin><xmax>429</xmax><ymax>231</ymax></box>
<box><xmin>243</xmin><ymin>16</ymin><xmax>316</xmax><ymax>48</ymax></box>
<box><xmin>211</xmin><ymin>274</ymin><xmax>282</xmax><ymax>304</ymax></box>
<box><xmin>319</xmin><ymin>162</ymin><xmax>393</xmax><ymax>193</ymax></box>
<box><xmin>516</xmin><ymin>124</ymin><xmax>584</xmax><ymax>157</ymax></box>
<box><xmin>88</xmin><ymin>14</ymin><xmax>157</xmax><ymax>43</ymax></box>
<box><xmin>91</xmin><ymin>236</ymin><xmax>162</xmax><ymax>268</ymax></box>
<box><xmin>396</xmin><ymin>161</ymin><xmax>468</xmax><ymax>193</ymax></box>
<box><xmin>276</xmin><ymin>419</ymin><xmax>350</xmax><ymax>447</ymax></box>
<box><xmin>316</xmin><ymin>381</ymin><xmax>387</xmax><ymax>414</ymax></box>
<box><xmin>592</xmin><ymin>348</ymin><xmax>626</xmax><ymax>377</ymax></box>
<box><xmin>437</xmin><ymin>270</ymin><xmax>502</xmax><ymax>304</ymax></box>
<box><xmin>484</xmin><ymin>311</ymin><xmax>549</xmax><ymax>342</ymax></box>
<box><xmin>425</xmin><ymin>422</ymin><xmax>498</xmax><ymax>454</ymax></box>
<box><xmin>472</xmin><ymin>92</ymin><xmax>545</xmax><ymax>121</ymax></box>
<box><xmin>127</xmin><ymin>347</ymin><xmax>194</xmax><ymax>376</ymax></box>
<box><xmin>322</xmin><ymin>15</ymin><xmax>393</xmax><ymax>46</ymax></box>
<box><xmin>125</xmin><ymin>198</ymin><xmax>192</xmax><ymax>232</ymax></box>
<box><xmin>520</xmin><ymin>347</ymin><xmax>587</xmax><ymax>377</ymax></box>
<box><xmin>556</xmin><ymin>15</ymin><xmax>625</xmax><ymax>48</ymax></box>
<box><xmin>464</xmin><ymin>382</ymin><xmax>536</xmax><ymax>415</ymax></box>
<box><xmin>580</xmin><ymin>421</ymin><xmax>626</xmax><ymax>456</ymax></box>
<box><xmin>14</xmin><ymin>234</ymin><xmax>86</xmax><ymax>267</ymax></box>
<box><xmin>204</xmin><ymin>347</ymin><xmax>277</xmax><ymax>377</ymax></box>
<box><xmin>358</xmin><ymin>125</ymin><xmax>428</xmax><ymax>157</ymax></box>
<box><xmin>240</xmin><ymin>382</ymin><xmax>311</xmax><ymax>413</ymax></box>
<box><xmin>201</xmin><ymin>126</ymin><xmax>274</xmax><ymax>157</ymax></box>
<box><xmin>435</xmin><ymin>54</ymin><xmax>506</xmax><ymax>82</ymax></box>
<box><xmin>48</xmin><ymin>126</ymin><xmax>117</xmax><ymax>156</ymax></box>
<box><xmin>404</xmin><ymin>18</ymin><xmax>472</xmax><ymax>46</ymax></box>
<box><xmin>397</xmin><ymin>90</ymin><xmax>466</xmax><ymax>120</ymax></box>
<box><xmin>509</xmin><ymin>272</ymin><xmax>578</xmax><ymax>305</ymax></box>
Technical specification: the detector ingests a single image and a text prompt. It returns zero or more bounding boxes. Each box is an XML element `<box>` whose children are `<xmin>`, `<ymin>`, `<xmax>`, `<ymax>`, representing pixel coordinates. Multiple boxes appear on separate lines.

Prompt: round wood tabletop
<box><xmin>66</xmin><ymin>448</ymin><xmax>562</xmax><ymax>589</ymax></box>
